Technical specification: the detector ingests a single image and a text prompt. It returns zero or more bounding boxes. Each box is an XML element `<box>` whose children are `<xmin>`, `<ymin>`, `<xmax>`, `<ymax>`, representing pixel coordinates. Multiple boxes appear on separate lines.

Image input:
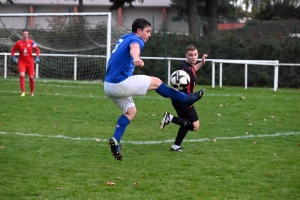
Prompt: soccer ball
<box><xmin>170</xmin><ymin>70</ymin><xmax>190</xmax><ymax>90</ymax></box>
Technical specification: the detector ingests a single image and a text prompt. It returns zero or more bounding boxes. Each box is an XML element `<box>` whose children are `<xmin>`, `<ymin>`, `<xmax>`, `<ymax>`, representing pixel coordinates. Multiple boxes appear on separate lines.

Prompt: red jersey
<box><xmin>11</xmin><ymin>39</ymin><xmax>40</xmax><ymax>63</ymax></box>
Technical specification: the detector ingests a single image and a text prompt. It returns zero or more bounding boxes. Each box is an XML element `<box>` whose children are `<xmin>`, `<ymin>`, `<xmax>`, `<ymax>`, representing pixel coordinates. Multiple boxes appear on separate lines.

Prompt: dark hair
<box><xmin>132</xmin><ymin>18</ymin><xmax>151</xmax><ymax>33</ymax></box>
<box><xmin>22</xmin><ymin>29</ymin><xmax>29</xmax><ymax>33</ymax></box>
<box><xmin>185</xmin><ymin>44</ymin><xmax>197</xmax><ymax>53</ymax></box>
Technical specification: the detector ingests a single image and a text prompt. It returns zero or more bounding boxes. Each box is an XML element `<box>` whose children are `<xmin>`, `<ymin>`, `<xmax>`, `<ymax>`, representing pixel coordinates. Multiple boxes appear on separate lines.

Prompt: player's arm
<box><xmin>11</xmin><ymin>42</ymin><xmax>19</xmax><ymax>63</ymax></box>
<box><xmin>11</xmin><ymin>42</ymin><xmax>18</xmax><ymax>57</ymax></box>
<box><xmin>194</xmin><ymin>54</ymin><xmax>208</xmax><ymax>71</ymax></box>
<box><xmin>33</xmin><ymin>44</ymin><xmax>40</xmax><ymax>56</ymax></box>
<box><xmin>33</xmin><ymin>41</ymin><xmax>40</xmax><ymax>63</ymax></box>
<box><xmin>130</xmin><ymin>42</ymin><xmax>144</xmax><ymax>67</ymax></box>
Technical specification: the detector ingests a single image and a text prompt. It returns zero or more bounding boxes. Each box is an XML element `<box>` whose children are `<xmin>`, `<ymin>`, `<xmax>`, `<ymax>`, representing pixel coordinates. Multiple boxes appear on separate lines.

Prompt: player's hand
<box><xmin>12</xmin><ymin>56</ymin><xmax>18</xmax><ymax>64</ymax></box>
<box><xmin>34</xmin><ymin>56</ymin><xmax>40</xmax><ymax>64</ymax></box>
<box><xmin>202</xmin><ymin>54</ymin><xmax>208</xmax><ymax>64</ymax></box>
<box><xmin>133</xmin><ymin>58</ymin><xmax>144</xmax><ymax>68</ymax></box>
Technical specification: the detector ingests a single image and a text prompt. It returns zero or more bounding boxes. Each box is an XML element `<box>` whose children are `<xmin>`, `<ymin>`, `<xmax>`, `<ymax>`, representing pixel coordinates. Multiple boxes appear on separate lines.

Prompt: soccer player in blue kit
<box><xmin>104</xmin><ymin>18</ymin><xmax>204</xmax><ymax>161</ymax></box>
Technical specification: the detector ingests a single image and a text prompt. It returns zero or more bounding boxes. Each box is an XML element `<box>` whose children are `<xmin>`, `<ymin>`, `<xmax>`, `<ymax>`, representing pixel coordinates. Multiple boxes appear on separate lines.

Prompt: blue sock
<box><xmin>156</xmin><ymin>83</ymin><xmax>188</xmax><ymax>103</ymax></box>
<box><xmin>113</xmin><ymin>114</ymin><xmax>130</xmax><ymax>143</ymax></box>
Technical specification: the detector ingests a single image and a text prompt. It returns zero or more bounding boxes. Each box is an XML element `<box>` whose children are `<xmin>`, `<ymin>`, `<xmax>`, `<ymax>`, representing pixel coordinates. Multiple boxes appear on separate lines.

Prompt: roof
<box><xmin>8</xmin><ymin>0</ymin><xmax>171</xmax><ymax>7</ymax></box>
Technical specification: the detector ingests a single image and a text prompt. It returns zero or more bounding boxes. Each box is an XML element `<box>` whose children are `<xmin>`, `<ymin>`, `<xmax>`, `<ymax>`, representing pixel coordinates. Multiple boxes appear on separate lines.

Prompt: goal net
<box><xmin>0</xmin><ymin>12</ymin><xmax>129</xmax><ymax>81</ymax></box>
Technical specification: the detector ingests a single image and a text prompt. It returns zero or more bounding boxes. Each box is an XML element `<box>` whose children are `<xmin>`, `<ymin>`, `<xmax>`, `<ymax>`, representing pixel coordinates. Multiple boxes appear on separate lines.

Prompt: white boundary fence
<box><xmin>1</xmin><ymin>53</ymin><xmax>283</xmax><ymax>91</ymax></box>
<box><xmin>142</xmin><ymin>56</ymin><xmax>280</xmax><ymax>91</ymax></box>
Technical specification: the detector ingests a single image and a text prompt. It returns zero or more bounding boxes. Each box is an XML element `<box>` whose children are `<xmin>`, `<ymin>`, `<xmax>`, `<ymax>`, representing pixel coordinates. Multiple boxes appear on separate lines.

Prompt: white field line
<box><xmin>0</xmin><ymin>131</ymin><xmax>299</xmax><ymax>144</ymax></box>
<box><xmin>0</xmin><ymin>90</ymin><xmax>108</xmax><ymax>98</ymax></box>
<box><xmin>1</xmin><ymin>90</ymin><xmax>297</xmax><ymax>100</ymax></box>
<box><xmin>0</xmin><ymin>90</ymin><xmax>246</xmax><ymax>98</ymax></box>
<box><xmin>0</xmin><ymin>78</ymin><xmax>101</xmax><ymax>85</ymax></box>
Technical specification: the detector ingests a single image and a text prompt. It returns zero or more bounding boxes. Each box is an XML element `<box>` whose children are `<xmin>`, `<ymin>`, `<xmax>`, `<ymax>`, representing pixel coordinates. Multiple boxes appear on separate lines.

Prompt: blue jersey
<box><xmin>105</xmin><ymin>33</ymin><xmax>144</xmax><ymax>83</ymax></box>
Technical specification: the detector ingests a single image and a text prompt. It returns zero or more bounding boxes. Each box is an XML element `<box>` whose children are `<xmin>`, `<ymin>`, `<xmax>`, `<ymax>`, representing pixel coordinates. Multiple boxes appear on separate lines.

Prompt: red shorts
<box><xmin>19</xmin><ymin>62</ymin><xmax>35</xmax><ymax>76</ymax></box>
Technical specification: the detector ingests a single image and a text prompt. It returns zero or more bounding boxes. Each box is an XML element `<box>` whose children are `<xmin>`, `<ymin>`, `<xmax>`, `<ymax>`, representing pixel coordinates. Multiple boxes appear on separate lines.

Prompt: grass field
<box><xmin>0</xmin><ymin>78</ymin><xmax>300</xmax><ymax>200</ymax></box>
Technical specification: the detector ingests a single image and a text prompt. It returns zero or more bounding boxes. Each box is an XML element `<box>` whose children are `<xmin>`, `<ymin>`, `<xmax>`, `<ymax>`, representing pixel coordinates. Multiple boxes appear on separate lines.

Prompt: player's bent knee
<box><xmin>193</xmin><ymin>121</ymin><xmax>200</xmax><ymax>131</ymax></box>
<box><xmin>149</xmin><ymin>77</ymin><xmax>163</xmax><ymax>89</ymax></box>
<box><xmin>125</xmin><ymin>107</ymin><xmax>137</xmax><ymax>121</ymax></box>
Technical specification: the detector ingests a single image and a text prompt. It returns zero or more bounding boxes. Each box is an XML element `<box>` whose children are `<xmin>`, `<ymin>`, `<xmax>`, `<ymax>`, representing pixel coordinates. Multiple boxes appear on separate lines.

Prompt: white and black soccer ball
<box><xmin>170</xmin><ymin>70</ymin><xmax>190</xmax><ymax>90</ymax></box>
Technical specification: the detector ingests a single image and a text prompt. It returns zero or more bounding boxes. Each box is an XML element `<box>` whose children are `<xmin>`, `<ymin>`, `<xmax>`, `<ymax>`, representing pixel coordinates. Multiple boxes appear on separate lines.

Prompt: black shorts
<box><xmin>171</xmin><ymin>99</ymin><xmax>199</xmax><ymax>123</ymax></box>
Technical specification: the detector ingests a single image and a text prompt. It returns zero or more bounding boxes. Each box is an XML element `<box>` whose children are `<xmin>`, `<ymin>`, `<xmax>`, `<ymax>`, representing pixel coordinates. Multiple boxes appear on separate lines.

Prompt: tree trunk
<box><xmin>187</xmin><ymin>0</ymin><xmax>199</xmax><ymax>36</ymax></box>
<box><xmin>78</xmin><ymin>0</ymin><xmax>84</xmax><ymax>12</ymax></box>
<box><xmin>204</xmin><ymin>0</ymin><xmax>217</xmax><ymax>34</ymax></box>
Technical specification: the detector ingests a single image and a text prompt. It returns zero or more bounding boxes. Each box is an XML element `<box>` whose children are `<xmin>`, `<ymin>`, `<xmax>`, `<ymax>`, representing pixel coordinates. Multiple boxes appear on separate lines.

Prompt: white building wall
<box><xmin>0</xmin><ymin>0</ymin><xmax>189</xmax><ymax>33</ymax></box>
<box><xmin>1</xmin><ymin>0</ymin><xmax>171</xmax><ymax>6</ymax></box>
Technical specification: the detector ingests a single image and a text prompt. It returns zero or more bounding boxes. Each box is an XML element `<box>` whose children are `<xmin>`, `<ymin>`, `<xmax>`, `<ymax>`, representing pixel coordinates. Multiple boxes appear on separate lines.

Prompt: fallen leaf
<box><xmin>134</xmin><ymin>182</ymin><xmax>138</xmax><ymax>186</ymax></box>
<box><xmin>116</xmin><ymin>177</ymin><xmax>124</xmax><ymax>179</ymax></box>
<box><xmin>274</xmin><ymin>153</ymin><xmax>276</xmax><ymax>156</ymax></box>
<box><xmin>94</xmin><ymin>138</ymin><xmax>100</xmax><ymax>142</ymax></box>
<box><xmin>107</xmin><ymin>182</ymin><xmax>115</xmax><ymax>186</ymax></box>
<box><xmin>253</xmin><ymin>142</ymin><xmax>256</xmax><ymax>144</ymax></box>
<box><xmin>213</xmin><ymin>139</ymin><xmax>216</xmax><ymax>142</ymax></box>
<box><xmin>56</xmin><ymin>188</ymin><xmax>63</xmax><ymax>190</ymax></box>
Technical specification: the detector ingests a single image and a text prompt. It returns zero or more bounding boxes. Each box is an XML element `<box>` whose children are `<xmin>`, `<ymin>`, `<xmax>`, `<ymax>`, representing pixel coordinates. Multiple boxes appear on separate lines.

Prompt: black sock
<box><xmin>174</xmin><ymin>126</ymin><xmax>189</xmax><ymax>146</ymax></box>
<box><xmin>172</xmin><ymin>116</ymin><xmax>194</xmax><ymax>131</ymax></box>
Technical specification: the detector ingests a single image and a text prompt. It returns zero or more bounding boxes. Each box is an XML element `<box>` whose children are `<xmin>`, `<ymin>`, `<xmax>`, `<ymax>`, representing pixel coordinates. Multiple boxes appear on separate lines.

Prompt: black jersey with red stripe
<box><xmin>178</xmin><ymin>61</ymin><xmax>196</xmax><ymax>94</ymax></box>
<box><xmin>171</xmin><ymin>61</ymin><xmax>197</xmax><ymax>110</ymax></box>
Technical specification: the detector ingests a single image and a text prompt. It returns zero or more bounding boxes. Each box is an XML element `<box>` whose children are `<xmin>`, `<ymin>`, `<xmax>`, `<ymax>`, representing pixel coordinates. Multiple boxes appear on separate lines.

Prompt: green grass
<box><xmin>0</xmin><ymin>78</ymin><xmax>300</xmax><ymax>200</ymax></box>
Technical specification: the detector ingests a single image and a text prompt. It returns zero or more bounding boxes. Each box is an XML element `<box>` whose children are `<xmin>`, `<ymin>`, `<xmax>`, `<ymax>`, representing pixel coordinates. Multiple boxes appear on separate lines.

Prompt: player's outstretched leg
<box><xmin>186</xmin><ymin>89</ymin><xmax>204</xmax><ymax>105</ymax></box>
<box><xmin>160</xmin><ymin>112</ymin><xmax>171</xmax><ymax>130</ymax></box>
<box><xmin>108</xmin><ymin>137</ymin><xmax>123</xmax><ymax>161</ymax></box>
<box><xmin>156</xmin><ymin>84</ymin><xmax>204</xmax><ymax>106</ymax></box>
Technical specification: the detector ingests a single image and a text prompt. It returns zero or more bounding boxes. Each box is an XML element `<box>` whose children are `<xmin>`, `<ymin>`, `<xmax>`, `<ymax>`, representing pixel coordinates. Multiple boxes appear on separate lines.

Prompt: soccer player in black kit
<box><xmin>160</xmin><ymin>44</ymin><xmax>208</xmax><ymax>152</ymax></box>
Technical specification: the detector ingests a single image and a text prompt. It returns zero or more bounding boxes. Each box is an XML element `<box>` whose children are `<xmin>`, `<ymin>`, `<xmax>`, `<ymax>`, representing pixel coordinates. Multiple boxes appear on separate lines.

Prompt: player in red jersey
<box><xmin>11</xmin><ymin>29</ymin><xmax>40</xmax><ymax>96</ymax></box>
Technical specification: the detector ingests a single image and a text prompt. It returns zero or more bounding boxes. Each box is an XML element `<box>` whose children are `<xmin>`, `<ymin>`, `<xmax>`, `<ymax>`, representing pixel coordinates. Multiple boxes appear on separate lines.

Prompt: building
<box><xmin>0</xmin><ymin>0</ymin><xmax>189</xmax><ymax>33</ymax></box>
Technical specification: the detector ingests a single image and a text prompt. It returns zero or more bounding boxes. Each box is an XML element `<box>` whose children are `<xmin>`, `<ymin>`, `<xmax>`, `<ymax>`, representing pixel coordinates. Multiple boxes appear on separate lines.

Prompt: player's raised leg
<box><xmin>149</xmin><ymin>77</ymin><xmax>204</xmax><ymax>106</ymax></box>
